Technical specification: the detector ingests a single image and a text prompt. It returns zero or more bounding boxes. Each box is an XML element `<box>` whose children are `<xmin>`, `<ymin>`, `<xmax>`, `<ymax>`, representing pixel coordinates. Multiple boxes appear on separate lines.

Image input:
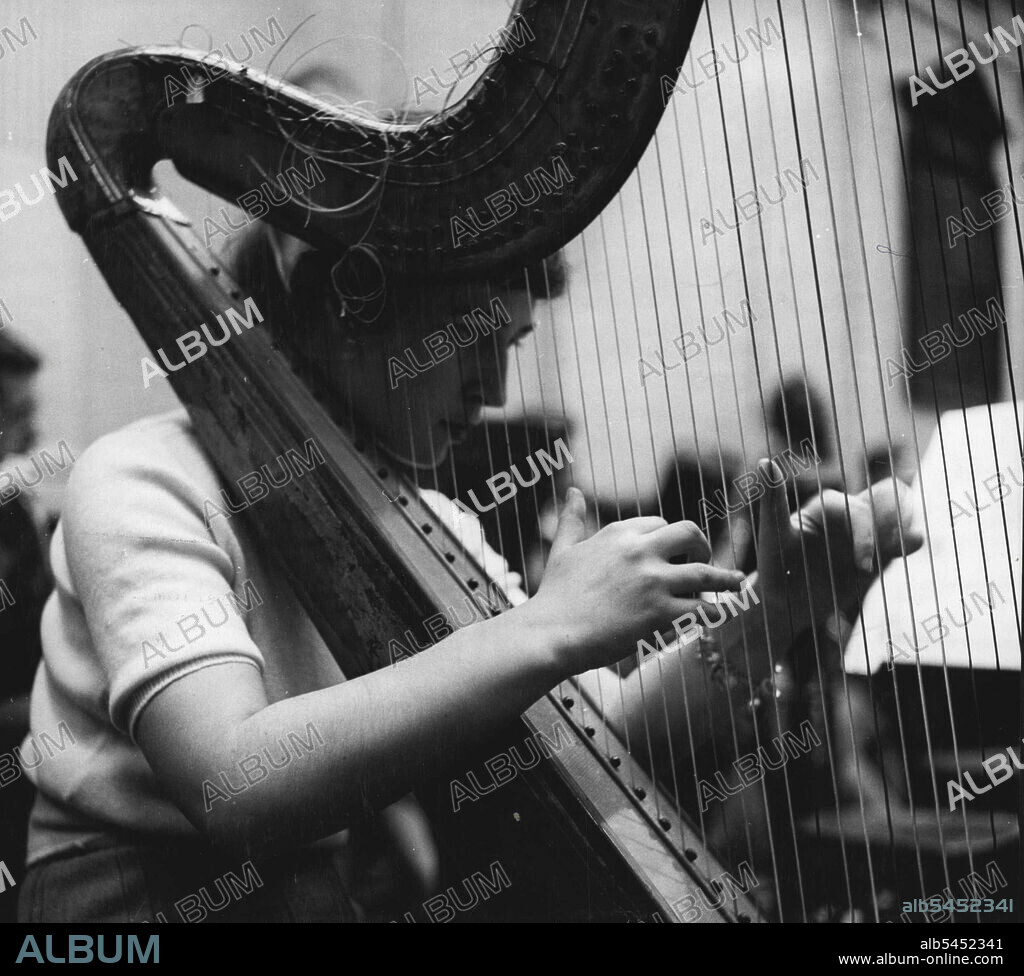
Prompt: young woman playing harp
<box><xmin>15</xmin><ymin>202</ymin><xmax>922</xmax><ymax>922</ymax></box>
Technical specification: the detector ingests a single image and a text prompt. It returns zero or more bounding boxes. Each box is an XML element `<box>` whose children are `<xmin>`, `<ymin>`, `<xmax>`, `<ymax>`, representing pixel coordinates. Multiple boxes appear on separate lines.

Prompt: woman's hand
<box><xmin>528</xmin><ymin>487</ymin><xmax>747</xmax><ymax>675</ymax></box>
<box><xmin>755</xmin><ymin>460</ymin><xmax>924</xmax><ymax>630</ymax></box>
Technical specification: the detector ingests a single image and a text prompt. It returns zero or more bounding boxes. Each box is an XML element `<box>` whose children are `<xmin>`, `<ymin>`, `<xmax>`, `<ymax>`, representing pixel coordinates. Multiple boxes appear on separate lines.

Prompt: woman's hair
<box><xmin>220</xmin><ymin>219</ymin><xmax>566</xmax><ymax>390</ymax></box>
<box><xmin>220</xmin><ymin>62</ymin><xmax>568</xmax><ymax>379</ymax></box>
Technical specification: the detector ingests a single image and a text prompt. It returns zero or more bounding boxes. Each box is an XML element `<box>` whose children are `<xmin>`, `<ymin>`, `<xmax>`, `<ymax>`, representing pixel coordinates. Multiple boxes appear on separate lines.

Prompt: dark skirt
<box><xmin>17</xmin><ymin>837</ymin><xmax>366</xmax><ymax>923</ymax></box>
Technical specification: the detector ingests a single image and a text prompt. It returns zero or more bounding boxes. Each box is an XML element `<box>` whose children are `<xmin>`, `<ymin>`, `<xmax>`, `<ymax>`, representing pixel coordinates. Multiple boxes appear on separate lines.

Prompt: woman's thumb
<box><xmin>549</xmin><ymin>487</ymin><xmax>588</xmax><ymax>560</ymax></box>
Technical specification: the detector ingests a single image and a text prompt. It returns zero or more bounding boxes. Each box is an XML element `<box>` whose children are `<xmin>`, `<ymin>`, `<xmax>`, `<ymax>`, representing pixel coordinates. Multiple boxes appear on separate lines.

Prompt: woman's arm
<box><xmin>140</xmin><ymin>606</ymin><xmax>562</xmax><ymax>853</ymax></box>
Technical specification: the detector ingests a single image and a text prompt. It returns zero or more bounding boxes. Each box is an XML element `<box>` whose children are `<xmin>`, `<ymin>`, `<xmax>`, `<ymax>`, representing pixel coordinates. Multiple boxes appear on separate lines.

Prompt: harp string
<box><xmin>997</xmin><ymin>0</ymin><xmax>1024</xmax><ymax>432</ymax></box>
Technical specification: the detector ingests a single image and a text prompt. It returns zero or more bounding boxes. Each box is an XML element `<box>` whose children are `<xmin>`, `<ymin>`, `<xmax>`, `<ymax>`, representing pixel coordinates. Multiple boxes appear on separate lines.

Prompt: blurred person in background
<box><xmin>0</xmin><ymin>329</ymin><xmax>51</xmax><ymax>919</ymax></box>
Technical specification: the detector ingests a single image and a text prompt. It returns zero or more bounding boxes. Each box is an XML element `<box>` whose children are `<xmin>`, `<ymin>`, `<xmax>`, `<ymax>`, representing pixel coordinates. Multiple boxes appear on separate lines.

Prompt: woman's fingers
<box><xmin>648</xmin><ymin>519</ymin><xmax>712</xmax><ymax>563</ymax></box>
<box><xmin>651</xmin><ymin>595</ymin><xmax>751</xmax><ymax>646</ymax></box>
<box><xmin>548</xmin><ymin>486</ymin><xmax>588</xmax><ymax>561</ymax></box>
<box><xmin>619</xmin><ymin>515</ymin><xmax>671</xmax><ymax>535</ymax></box>
<box><xmin>663</xmin><ymin>563</ymin><xmax>747</xmax><ymax>595</ymax></box>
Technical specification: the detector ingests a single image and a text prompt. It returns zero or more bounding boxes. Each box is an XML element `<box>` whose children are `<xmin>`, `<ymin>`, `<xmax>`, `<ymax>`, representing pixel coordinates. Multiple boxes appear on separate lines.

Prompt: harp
<box><xmin>46</xmin><ymin>0</ymin><xmax>1021</xmax><ymax>922</ymax></box>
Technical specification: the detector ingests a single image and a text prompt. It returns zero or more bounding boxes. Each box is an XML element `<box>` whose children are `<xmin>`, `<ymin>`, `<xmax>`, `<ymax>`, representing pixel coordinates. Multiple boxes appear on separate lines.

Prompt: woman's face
<box><xmin>329</xmin><ymin>284</ymin><xmax>535</xmax><ymax>470</ymax></box>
